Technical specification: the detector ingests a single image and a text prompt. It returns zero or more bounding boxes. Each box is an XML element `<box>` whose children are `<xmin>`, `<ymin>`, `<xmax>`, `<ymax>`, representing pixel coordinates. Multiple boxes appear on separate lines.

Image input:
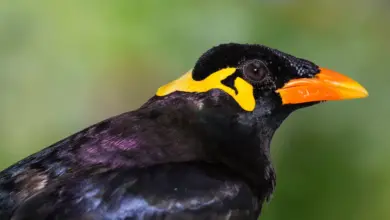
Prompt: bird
<box><xmin>0</xmin><ymin>43</ymin><xmax>368</xmax><ymax>220</ymax></box>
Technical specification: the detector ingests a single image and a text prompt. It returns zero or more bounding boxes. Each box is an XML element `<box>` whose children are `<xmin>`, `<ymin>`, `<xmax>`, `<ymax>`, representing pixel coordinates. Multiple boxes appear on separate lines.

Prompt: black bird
<box><xmin>0</xmin><ymin>43</ymin><xmax>368</xmax><ymax>220</ymax></box>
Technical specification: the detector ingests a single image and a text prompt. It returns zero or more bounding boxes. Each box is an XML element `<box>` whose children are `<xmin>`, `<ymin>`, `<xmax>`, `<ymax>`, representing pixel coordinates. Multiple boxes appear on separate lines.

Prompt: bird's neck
<box><xmin>144</xmin><ymin>92</ymin><xmax>292</xmax><ymax>196</ymax></box>
<box><xmin>197</xmin><ymin>104</ymin><xmax>288</xmax><ymax>194</ymax></box>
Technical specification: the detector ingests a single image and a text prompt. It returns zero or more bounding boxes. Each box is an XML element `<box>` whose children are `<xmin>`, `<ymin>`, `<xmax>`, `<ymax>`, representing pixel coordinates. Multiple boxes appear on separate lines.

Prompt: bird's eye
<box><xmin>243</xmin><ymin>60</ymin><xmax>268</xmax><ymax>82</ymax></box>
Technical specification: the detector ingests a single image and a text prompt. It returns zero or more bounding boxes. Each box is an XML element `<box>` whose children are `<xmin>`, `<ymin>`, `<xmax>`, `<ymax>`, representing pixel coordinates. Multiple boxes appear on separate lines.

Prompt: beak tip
<box><xmin>362</xmin><ymin>89</ymin><xmax>369</xmax><ymax>97</ymax></box>
<box><xmin>354</xmin><ymin>83</ymin><xmax>369</xmax><ymax>99</ymax></box>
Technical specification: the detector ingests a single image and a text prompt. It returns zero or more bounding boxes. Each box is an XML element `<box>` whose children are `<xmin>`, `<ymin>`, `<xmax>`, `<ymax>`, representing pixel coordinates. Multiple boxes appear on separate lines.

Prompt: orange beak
<box><xmin>276</xmin><ymin>68</ymin><xmax>368</xmax><ymax>104</ymax></box>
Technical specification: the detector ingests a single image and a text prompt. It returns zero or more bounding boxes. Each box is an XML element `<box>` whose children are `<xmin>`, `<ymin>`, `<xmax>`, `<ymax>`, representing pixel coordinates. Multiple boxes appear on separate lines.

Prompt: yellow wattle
<box><xmin>156</xmin><ymin>68</ymin><xmax>255</xmax><ymax>111</ymax></box>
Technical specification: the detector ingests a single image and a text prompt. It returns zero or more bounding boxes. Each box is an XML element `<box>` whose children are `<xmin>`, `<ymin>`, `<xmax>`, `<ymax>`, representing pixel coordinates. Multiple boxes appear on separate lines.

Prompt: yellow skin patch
<box><xmin>156</xmin><ymin>68</ymin><xmax>256</xmax><ymax>111</ymax></box>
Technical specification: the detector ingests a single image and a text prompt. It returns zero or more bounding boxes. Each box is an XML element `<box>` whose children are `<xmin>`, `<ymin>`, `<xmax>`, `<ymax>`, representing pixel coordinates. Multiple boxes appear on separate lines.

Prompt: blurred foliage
<box><xmin>1</xmin><ymin>0</ymin><xmax>389</xmax><ymax>219</ymax></box>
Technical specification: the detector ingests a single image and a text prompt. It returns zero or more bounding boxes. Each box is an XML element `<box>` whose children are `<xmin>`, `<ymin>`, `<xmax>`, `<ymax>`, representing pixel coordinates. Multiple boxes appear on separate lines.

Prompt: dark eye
<box><xmin>243</xmin><ymin>60</ymin><xmax>268</xmax><ymax>82</ymax></box>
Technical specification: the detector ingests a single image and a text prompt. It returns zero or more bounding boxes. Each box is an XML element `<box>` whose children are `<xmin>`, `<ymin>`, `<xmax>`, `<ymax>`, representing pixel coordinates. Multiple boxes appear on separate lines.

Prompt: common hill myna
<box><xmin>0</xmin><ymin>43</ymin><xmax>368</xmax><ymax>220</ymax></box>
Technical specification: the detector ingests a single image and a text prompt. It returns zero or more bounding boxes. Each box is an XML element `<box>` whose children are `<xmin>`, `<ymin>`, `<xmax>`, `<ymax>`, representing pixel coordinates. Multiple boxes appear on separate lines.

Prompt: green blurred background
<box><xmin>1</xmin><ymin>0</ymin><xmax>389</xmax><ymax>219</ymax></box>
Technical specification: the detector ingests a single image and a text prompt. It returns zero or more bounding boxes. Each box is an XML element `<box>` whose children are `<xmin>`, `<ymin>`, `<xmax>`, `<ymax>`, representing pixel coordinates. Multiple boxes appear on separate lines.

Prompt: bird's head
<box><xmin>157</xmin><ymin>43</ymin><xmax>368</xmax><ymax>112</ymax></box>
<box><xmin>156</xmin><ymin>43</ymin><xmax>368</xmax><ymax>125</ymax></box>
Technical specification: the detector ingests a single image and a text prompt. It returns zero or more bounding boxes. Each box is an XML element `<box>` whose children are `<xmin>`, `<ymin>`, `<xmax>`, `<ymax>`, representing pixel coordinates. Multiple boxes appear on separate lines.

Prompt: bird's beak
<box><xmin>276</xmin><ymin>68</ymin><xmax>368</xmax><ymax>104</ymax></box>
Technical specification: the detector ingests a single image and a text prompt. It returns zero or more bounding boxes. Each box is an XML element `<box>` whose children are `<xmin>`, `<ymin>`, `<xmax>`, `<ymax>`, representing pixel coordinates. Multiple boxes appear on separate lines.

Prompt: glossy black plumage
<box><xmin>0</xmin><ymin>43</ymin><xmax>325</xmax><ymax>219</ymax></box>
<box><xmin>11</xmin><ymin>163</ymin><xmax>259</xmax><ymax>220</ymax></box>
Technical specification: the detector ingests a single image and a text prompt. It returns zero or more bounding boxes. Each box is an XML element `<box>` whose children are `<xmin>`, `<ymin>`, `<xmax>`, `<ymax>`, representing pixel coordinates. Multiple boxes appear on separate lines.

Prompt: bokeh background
<box><xmin>1</xmin><ymin>1</ymin><xmax>389</xmax><ymax>219</ymax></box>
